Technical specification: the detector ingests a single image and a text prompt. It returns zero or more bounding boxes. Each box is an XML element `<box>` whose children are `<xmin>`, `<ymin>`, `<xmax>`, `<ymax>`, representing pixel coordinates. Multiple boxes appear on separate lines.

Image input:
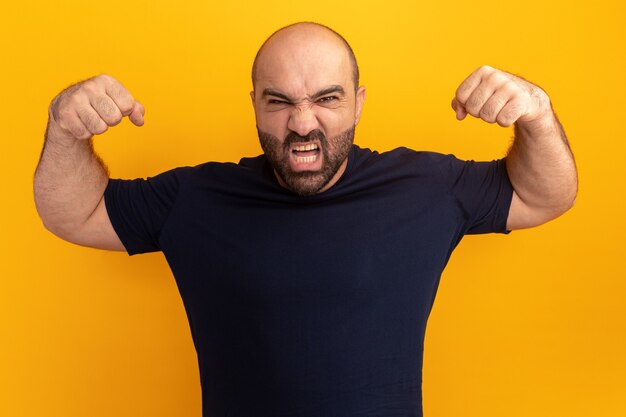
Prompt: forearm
<box><xmin>34</xmin><ymin>121</ymin><xmax>109</xmax><ymax>236</ymax></box>
<box><xmin>506</xmin><ymin>108</ymin><xmax>578</xmax><ymax>215</ymax></box>
<box><xmin>452</xmin><ymin>65</ymin><xmax>578</xmax><ymax>228</ymax></box>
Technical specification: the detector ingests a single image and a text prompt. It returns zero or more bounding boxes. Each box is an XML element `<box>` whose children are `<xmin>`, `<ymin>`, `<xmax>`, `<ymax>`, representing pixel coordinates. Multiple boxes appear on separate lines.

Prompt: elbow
<box><xmin>560</xmin><ymin>181</ymin><xmax>578</xmax><ymax>214</ymax></box>
<box><xmin>34</xmin><ymin>200</ymin><xmax>56</xmax><ymax>235</ymax></box>
<box><xmin>34</xmin><ymin>190</ymin><xmax>83</xmax><ymax>241</ymax></box>
<box><xmin>34</xmin><ymin>197</ymin><xmax>60</xmax><ymax>237</ymax></box>
<box><xmin>37</xmin><ymin>213</ymin><xmax>70</xmax><ymax>239</ymax></box>
<box><xmin>539</xmin><ymin>174</ymin><xmax>579</xmax><ymax>220</ymax></box>
<box><xmin>39</xmin><ymin>218</ymin><xmax>86</xmax><ymax>245</ymax></box>
<box><xmin>566</xmin><ymin>194</ymin><xmax>577</xmax><ymax>212</ymax></box>
<box><xmin>543</xmin><ymin>189</ymin><xmax>577</xmax><ymax>222</ymax></box>
<box><xmin>34</xmin><ymin>203</ymin><xmax>81</xmax><ymax>241</ymax></box>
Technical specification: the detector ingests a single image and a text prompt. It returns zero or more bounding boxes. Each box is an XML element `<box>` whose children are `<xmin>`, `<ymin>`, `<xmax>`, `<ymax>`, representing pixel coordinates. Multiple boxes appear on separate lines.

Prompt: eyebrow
<box><xmin>261</xmin><ymin>85</ymin><xmax>346</xmax><ymax>102</ymax></box>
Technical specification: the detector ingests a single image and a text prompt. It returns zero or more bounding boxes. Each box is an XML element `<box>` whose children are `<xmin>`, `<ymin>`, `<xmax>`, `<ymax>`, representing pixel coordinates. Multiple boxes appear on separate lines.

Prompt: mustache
<box><xmin>283</xmin><ymin>129</ymin><xmax>327</xmax><ymax>148</ymax></box>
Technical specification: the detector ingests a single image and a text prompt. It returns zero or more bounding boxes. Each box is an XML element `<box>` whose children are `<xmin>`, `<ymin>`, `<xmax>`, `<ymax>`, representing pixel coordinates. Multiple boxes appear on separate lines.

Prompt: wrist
<box><xmin>516</xmin><ymin>89</ymin><xmax>555</xmax><ymax>131</ymax></box>
<box><xmin>516</xmin><ymin>108</ymin><xmax>557</xmax><ymax>137</ymax></box>
<box><xmin>45</xmin><ymin>119</ymin><xmax>82</xmax><ymax>148</ymax></box>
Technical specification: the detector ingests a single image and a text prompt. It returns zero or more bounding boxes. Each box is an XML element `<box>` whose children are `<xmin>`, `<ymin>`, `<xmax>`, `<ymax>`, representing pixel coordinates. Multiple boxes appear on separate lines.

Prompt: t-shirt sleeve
<box><xmin>104</xmin><ymin>167</ymin><xmax>189</xmax><ymax>255</ymax></box>
<box><xmin>434</xmin><ymin>153</ymin><xmax>514</xmax><ymax>234</ymax></box>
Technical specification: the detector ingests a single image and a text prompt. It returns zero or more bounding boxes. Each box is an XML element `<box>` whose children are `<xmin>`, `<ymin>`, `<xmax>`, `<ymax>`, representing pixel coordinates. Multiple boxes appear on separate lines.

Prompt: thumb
<box><xmin>451</xmin><ymin>97</ymin><xmax>467</xmax><ymax>121</ymax></box>
<box><xmin>128</xmin><ymin>101</ymin><xmax>145</xmax><ymax>126</ymax></box>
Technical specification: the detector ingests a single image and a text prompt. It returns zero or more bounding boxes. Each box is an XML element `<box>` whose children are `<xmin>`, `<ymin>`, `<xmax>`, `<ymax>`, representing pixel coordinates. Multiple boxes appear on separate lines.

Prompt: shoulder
<box><xmin>165</xmin><ymin>155</ymin><xmax>280</xmax><ymax>198</ymax></box>
<box><xmin>169</xmin><ymin>156</ymin><xmax>266</xmax><ymax>184</ymax></box>
<box><xmin>350</xmin><ymin>145</ymin><xmax>457</xmax><ymax>177</ymax></box>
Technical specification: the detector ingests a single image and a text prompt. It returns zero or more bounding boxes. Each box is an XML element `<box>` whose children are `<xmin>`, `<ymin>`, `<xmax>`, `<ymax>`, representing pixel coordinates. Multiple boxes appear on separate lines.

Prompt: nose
<box><xmin>287</xmin><ymin>104</ymin><xmax>320</xmax><ymax>137</ymax></box>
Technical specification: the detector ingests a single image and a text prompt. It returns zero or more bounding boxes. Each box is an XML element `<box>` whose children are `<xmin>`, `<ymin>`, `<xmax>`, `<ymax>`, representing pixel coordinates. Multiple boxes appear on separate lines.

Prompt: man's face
<box><xmin>251</xmin><ymin>25</ymin><xmax>366</xmax><ymax>195</ymax></box>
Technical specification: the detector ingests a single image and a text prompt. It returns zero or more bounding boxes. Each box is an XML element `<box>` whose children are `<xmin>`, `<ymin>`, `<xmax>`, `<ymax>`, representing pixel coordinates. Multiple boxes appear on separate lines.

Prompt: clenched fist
<box><xmin>48</xmin><ymin>74</ymin><xmax>145</xmax><ymax>141</ymax></box>
<box><xmin>451</xmin><ymin>65</ymin><xmax>551</xmax><ymax>128</ymax></box>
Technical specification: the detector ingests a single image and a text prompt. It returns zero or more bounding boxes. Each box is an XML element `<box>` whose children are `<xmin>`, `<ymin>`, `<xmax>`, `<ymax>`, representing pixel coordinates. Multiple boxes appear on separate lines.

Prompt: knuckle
<box><xmin>466</xmin><ymin>94</ymin><xmax>481</xmax><ymax>108</ymax></box>
<box><xmin>497</xmin><ymin>105</ymin><xmax>520</xmax><ymax>126</ymax></box>
<box><xmin>479</xmin><ymin>64</ymin><xmax>494</xmax><ymax>74</ymax></box>
<box><xmin>93</xmin><ymin>121</ymin><xmax>109</xmax><ymax>135</ymax></box>
<box><xmin>488</xmin><ymin>71</ymin><xmax>506</xmax><ymax>86</ymax></box>
<box><xmin>95</xmin><ymin>73</ymin><xmax>113</xmax><ymax>84</ymax></box>
<box><xmin>491</xmin><ymin>95</ymin><xmax>507</xmax><ymax>109</ymax></box>
<box><xmin>465</xmin><ymin>106</ymin><xmax>477</xmax><ymax>117</ymax></box>
<box><xmin>454</xmin><ymin>90</ymin><xmax>466</xmax><ymax>104</ymax></box>
<box><xmin>109</xmin><ymin>85</ymin><xmax>134</xmax><ymax>112</ymax></box>
<box><xmin>507</xmin><ymin>101</ymin><xmax>524</xmax><ymax>115</ymax></box>
<box><xmin>68</xmin><ymin>92</ymin><xmax>83</xmax><ymax>106</ymax></box>
<box><xmin>479</xmin><ymin>105</ymin><xmax>496</xmax><ymax>122</ymax></box>
<box><xmin>81</xmin><ymin>79</ymin><xmax>97</xmax><ymax>91</ymax></box>
<box><xmin>108</xmin><ymin>117</ymin><xmax>123</xmax><ymax>127</ymax></box>
<box><xmin>117</xmin><ymin>98</ymin><xmax>134</xmax><ymax>114</ymax></box>
<box><xmin>81</xmin><ymin>85</ymin><xmax>97</xmax><ymax>98</ymax></box>
<box><xmin>506</xmin><ymin>81</ymin><xmax>523</xmax><ymax>96</ymax></box>
<box><xmin>57</xmin><ymin>107</ymin><xmax>73</xmax><ymax>124</ymax></box>
<box><xmin>70</xmin><ymin>124</ymin><xmax>89</xmax><ymax>139</ymax></box>
<box><xmin>484</xmin><ymin>70</ymin><xmax>497</xmax><ymax>81</ymax></box>
<box><xmin>94</xmin><ymin>96</ymin><xmax>121</xmax><ymax>121</ymax></box>
<box><xmin>496</xmin><ymin>118</ymin><xmax>513</xmax><ymax>128</ymax></box>
<box><xmin>499</xmin><ymin>82</ymin><xmax>517</xmax><ymax>96</ymax></box>
<box><xmin>87</xmin><ymin>114</ymin><xmax>102</xmax><ymax>130</ymax></box>
<box><xmin>498</xmin><ymin>111</ymin><xmax>512</xmax><ymax>124</ymax></box>
<box><xmin>466</xmin><ymin>96</ymin><xmax>483</xmax><ymax>114</ymax></box>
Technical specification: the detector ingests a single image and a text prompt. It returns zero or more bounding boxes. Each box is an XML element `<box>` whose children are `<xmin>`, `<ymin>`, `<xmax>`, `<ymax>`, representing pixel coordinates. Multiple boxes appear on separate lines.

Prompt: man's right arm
<box><xmin>33</xmin><ymin>74</ymin><xmax>145</xmax><ymax>251</ymax></box>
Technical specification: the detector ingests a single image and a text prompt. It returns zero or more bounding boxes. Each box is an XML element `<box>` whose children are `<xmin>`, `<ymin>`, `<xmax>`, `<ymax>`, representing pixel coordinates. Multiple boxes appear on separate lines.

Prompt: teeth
<box><xmin>293</xmin><ymin>143</ymin><xmax>319</xmax><ymax>151</ymax></box>
<box><xmin>294</xmin><ymin>155</ymin><xmax>317</xmax><ymax>163</ymax></box>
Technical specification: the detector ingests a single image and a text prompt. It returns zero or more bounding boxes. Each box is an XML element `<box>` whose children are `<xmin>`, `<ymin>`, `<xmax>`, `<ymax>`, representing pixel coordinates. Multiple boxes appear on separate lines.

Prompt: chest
<box><xmin>160</xmin><ymin>180</ymin><xmax>462</xmax><ymax>307</ymax></box>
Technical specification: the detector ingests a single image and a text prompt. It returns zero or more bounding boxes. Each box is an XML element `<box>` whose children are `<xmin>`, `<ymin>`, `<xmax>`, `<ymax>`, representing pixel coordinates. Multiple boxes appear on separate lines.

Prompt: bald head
<box><xmin>252</xmin><ymin>22</ymin><xmax>360</xmax><ymax>92</ymax></box>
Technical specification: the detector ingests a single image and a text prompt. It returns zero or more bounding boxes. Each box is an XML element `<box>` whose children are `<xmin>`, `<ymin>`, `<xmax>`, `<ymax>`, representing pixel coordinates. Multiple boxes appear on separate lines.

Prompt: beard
<box><xmin>257</xmin><ymin>126</ymin><xmax>355</xmax><ymax>196</ymax></box>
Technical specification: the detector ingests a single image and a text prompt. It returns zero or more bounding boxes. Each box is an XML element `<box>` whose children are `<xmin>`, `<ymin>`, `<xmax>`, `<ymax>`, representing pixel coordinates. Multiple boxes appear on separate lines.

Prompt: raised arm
<box><xmin>451</xmin><ymin>65</ymin><xmax>578</xmax><ymax>230</ymax></box>
<box><xmin>34</xmin><ymin>74</ymin><xmax>144</xmax><ymax>250</ymax></box>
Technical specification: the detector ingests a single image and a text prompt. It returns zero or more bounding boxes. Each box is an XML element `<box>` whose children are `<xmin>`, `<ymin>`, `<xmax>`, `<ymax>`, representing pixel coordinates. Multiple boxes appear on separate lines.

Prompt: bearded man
<box><xmin>34</xmin><ymin>22</ymin><xmax>577</xmax><ymax>417</ymax></box>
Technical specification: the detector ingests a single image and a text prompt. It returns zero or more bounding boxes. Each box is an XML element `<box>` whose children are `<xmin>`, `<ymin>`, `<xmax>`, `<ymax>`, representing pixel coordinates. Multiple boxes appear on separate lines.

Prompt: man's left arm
<box><xmin>451</xmin><ymin>65</ymin><xmax>578</xmax><ymax>230</ymax></box>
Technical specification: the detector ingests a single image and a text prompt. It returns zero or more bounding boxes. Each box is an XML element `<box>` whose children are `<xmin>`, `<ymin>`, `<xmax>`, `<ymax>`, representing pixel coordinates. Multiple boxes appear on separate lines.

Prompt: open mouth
<box><xmin>291</xmin><ymin>142</ymin><xmax>321</xmax><ymax>163</ymax></box>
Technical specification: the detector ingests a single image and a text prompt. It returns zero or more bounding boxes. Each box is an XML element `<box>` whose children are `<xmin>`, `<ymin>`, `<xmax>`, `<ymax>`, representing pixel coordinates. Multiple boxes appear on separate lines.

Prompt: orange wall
<box><xmin>1</xmin><ymin>1</ymin><xmax>625</xmax><ymax>416</ymax></box>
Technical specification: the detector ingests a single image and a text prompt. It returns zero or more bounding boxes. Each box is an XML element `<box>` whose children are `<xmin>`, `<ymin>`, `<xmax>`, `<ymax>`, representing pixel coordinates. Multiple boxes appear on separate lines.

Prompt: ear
<box><xmin>250</xmin><ymin>90</ymin><xmax>256</xmax><ymax>107</ymax></box>
<box><xmin>354</xmin><ymin>86</ymin><xmax>366</xmax><ymax>126</ymax></box>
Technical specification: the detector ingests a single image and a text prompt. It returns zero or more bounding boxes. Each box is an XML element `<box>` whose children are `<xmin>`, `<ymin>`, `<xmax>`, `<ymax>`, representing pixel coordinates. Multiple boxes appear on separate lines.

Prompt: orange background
<box><xmin>1</xmin><ymin>1</ymin><xmax>625</xmax><ymax>416</ymax></box>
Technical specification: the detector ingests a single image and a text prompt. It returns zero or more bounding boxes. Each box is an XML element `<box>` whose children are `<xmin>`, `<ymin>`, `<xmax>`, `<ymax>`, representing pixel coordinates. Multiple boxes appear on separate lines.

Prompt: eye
<box><xmin>318</xmin><ymin>96</ymin><xmax>337</xmax><ymax>103</ymax></box>
<box><xmin>268</xmin><ymin>99</ymin><xmax>289</xmax><ymax>105</ymax></box>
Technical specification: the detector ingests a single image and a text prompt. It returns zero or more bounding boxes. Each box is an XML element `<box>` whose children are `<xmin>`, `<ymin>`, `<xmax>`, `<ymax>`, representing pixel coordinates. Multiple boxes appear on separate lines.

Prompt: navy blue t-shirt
<box><xmin>104</xmin><ymin>145</ymin><xmax>513</xmax><ymax>417</ymax></box>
